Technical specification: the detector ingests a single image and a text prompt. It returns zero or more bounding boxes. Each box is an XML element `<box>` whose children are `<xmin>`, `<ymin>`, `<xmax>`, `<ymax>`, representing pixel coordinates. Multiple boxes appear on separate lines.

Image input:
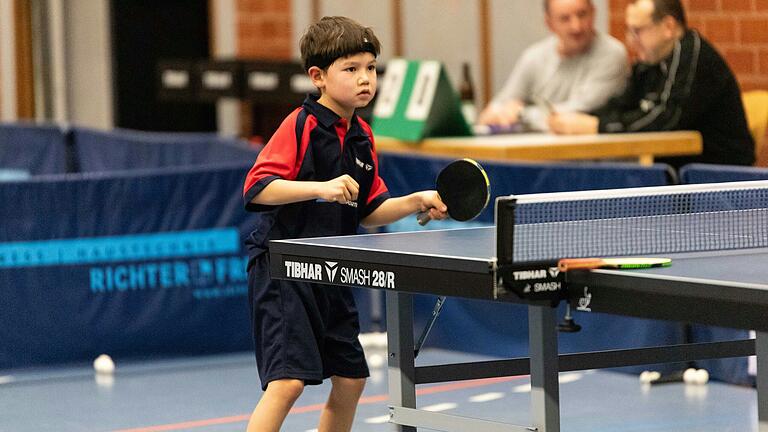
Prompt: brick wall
<box><xmin>609</xmin><ymin>0</ymin><xmax>768</xmax><ymax>90</ymax></box>
<box><xmin>236</xmin><ymin>0</ymin><xmax>293</xmax><ymax>59</ymax></box>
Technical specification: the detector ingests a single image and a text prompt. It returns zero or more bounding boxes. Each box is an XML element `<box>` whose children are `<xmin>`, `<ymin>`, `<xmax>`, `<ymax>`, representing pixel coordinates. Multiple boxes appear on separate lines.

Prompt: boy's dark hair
<box><xmin>300</xmin><ymin>16</ymin><xmax>381</xmax><ymax>71</ymax></box>
<box><xmin>647</xmin><ymin>0</ymin><xmax>687</xmax><ymax>28</ymax></box>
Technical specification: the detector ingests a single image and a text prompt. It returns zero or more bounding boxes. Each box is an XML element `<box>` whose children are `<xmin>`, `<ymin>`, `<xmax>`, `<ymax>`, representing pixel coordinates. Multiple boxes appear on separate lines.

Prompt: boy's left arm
<box><xmin>361</xmin><ymin>191</ymin><xmax>447</xmax><ymax>228</ymax></box>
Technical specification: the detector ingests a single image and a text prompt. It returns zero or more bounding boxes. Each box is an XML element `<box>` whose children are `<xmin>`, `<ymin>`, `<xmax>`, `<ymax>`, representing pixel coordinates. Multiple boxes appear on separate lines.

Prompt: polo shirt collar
<box><xmin>303</xmin><ymin>94</ymin><xmax>360</xmax><ymax>129</ymax></box>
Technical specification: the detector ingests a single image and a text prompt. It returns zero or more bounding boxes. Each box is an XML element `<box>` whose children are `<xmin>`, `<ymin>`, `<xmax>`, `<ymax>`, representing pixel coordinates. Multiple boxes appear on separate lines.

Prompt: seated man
<box><xmin>549</xmin><ymin>0</ymin><xmax>755</xmax><ymax>167</ymax></box>
<box><xmin>478</xmin><ymin>0</ymin><xmax>628</xmax><ymax>132</ymax></box>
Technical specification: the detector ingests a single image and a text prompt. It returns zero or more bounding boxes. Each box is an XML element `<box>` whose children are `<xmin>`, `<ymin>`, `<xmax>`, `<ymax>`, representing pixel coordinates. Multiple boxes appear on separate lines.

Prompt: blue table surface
<box><xmin>276</xmin><ymin>227</ymin><xmax>497</xmax><ymax>262</ymax></box>
<box><xmin>592</xmin><ymin>248</ymin><xmax>768</xmax><ymax>289</ymax></box>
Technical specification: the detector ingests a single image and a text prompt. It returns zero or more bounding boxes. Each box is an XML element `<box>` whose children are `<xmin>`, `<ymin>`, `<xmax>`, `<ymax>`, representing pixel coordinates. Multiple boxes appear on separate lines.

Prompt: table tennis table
<box><xmin>269</xmin><ymin>180</ymin><xmax>768</xmax><ymax>431</ymax></box>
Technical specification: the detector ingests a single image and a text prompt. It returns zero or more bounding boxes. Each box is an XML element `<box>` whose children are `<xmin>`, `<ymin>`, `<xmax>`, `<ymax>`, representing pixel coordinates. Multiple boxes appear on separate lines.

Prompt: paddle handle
<box><xmin>316</xmin><ymin>198</ymin><xmax>358</xmax><ymax>208</ymax></box>
<box><xmin>558</xmin><ymin>258</ymin><xmax>607</xmax><ymax>272</ymax></box>
<box><xmin>417</xmin><ymin>211</ymin><xmax>431</xmax><ymax>226</ymax></box>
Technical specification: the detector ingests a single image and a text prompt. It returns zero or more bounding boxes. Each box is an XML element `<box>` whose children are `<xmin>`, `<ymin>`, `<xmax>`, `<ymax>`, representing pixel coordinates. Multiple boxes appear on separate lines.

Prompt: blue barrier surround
<box><xmin>0</xmin><ymin>122</ymin><xmax>69</xmax><ymax>175</ymax></box>
<box><xmin>0</xmin><ymin>124</ymin><xmax>266</xmax><ymax>369</ymax></box>
<box><xmin>680</xmin><ymin>162</ymin><xmax>768</xmax><ymax>184</ymax></box>
<box><xmin>72</xmin><ymin>126</ymin><xmax>260</xmax><ymax>172</ymax></box>
<box><xmin>0</xmin><ymin>163</ymin><xmax>258</xmax><ymax>369</ymax></box>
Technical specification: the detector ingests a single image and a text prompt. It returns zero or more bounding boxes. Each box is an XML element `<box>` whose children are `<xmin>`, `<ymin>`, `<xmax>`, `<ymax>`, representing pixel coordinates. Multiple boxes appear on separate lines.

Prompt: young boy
<box><xmin>242</xmin><ymin>16</ymin><xmax>448</xmax><ymax>432</ymax></box>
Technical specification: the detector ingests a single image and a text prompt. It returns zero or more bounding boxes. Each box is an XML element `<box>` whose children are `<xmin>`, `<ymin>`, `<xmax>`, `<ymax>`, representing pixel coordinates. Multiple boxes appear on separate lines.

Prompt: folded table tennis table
<box><xmin>270</xmin><ymin>180</ymin><xmax>768</xmax><ymax>431</ymax></box>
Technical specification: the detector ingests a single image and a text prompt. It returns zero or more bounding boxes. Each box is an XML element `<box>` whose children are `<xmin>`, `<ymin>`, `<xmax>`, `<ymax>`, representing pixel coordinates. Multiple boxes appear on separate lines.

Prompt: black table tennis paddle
<box><xmin>418</xmin><ymin>158</ymin><xmax>490</xmax><ymax>225</ymax></box>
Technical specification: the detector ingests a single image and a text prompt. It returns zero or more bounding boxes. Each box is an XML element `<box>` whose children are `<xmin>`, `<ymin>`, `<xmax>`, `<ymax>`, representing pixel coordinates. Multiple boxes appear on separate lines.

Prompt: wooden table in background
<box><xmin>375</xmin><ymin>131</ymin><xmax>703</xmax><ymax>166</ymax></box>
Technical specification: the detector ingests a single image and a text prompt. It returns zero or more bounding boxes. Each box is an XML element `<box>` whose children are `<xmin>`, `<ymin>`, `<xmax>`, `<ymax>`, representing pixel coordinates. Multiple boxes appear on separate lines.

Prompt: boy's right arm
<box><xmin>250</xmin><ymin>174</ymin><xmax>360</xmax><ymax>206</ymax></box>
<box><xmin>245</xmin><ymin>109</ymin><xmax>360</xmax><ymax>208</ymax></box>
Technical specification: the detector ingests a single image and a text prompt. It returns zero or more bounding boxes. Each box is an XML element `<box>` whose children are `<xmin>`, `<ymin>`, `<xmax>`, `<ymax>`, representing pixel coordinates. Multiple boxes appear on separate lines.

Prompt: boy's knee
<box><xmin>332</xmin><ymin>376</ymin><xmax>366</xmax><ymax>394</ymax></box>
<box><xmin>266</xmin><ymin>378</ymin><xmax>305</xmax><ymax>402</ymax></box>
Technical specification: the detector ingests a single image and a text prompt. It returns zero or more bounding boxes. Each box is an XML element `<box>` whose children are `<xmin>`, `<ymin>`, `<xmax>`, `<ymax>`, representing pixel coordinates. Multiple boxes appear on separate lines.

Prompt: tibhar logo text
<box><xmin>284</xmin><ymin>261</ymin><xmax>323</xmax><ymax>281</ymax></box>
<box><xmin>283</xmin><ymin>260</ymin><xmax>396</xmax><ymax>289</ymax></box>
<box><xmin>512</xmin><ymin>269</ymin><xmax>547</xmax><ymax>280</ymax></box>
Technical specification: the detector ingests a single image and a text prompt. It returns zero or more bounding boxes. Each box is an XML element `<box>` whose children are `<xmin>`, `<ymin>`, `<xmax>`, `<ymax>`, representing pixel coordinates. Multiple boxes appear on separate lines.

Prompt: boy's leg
<box><xmin>317</xmin><ymin>375</ymin><xmax>366</xmax><ymax>432</ymax></box>
<box><xmin>247</xmin><ymin>378</ymin><xmax>305</xmax><ymax>432</ymax></box>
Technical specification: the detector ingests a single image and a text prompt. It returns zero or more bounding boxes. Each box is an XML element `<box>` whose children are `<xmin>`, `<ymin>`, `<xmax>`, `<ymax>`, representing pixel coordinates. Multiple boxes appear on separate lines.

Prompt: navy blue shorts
<box><xmin>248</xmin><ymin>253</ymin><xmax>370</xmax><ymax>390</ymax></box>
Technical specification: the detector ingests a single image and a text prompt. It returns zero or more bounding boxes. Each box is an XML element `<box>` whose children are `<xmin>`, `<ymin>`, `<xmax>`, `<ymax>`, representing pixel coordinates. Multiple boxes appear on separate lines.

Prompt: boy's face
<box><xmin>310</xmin><ymin>52</ymin><xmax>377</xmax><ymax>118</ymax></box>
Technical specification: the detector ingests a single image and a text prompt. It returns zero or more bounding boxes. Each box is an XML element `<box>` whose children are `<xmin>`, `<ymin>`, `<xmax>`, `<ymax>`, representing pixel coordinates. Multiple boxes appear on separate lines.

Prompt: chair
<box><xmin>741</xmin><ymin>90</ymin><xmax>768</xmax><ymax>166</ymax></box>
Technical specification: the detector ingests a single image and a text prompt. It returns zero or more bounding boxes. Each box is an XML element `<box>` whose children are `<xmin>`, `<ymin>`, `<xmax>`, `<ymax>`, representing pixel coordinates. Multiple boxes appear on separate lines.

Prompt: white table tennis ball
<box><xmin>639</xmin><ymin>370</ymin><xmax>660</xmax><ymax>384</ymax></box>
<box><xmin>93</xmin><ymin>354</ymin><xmax>115</xmax><ymax>374</ymax></box>
<box><xmin>683</xmin><ymin>368</ymin><xmax>697</xmax><ymax>384</ymax></box>
<box><xmin>639</xmin><ymin>371</ymin><xmax>651</xmax><ymax>383</ymax></box>
<box><xmin>693</xmin><ymin>369</ymin><xmax>709</xmax><ymax>385</ymax></box>
<box><xmin>683</xmin><ymin>368</ymin><xmax>709</xmax><ymax>385</ymax></box>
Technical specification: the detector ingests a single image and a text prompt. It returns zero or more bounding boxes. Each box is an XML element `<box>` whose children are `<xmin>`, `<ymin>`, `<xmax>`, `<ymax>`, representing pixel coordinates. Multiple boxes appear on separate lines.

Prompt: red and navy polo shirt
<box><xmin>242</xmin><ymin>96</ymin><xmax>390</xmax><ymax>259</ymax></box>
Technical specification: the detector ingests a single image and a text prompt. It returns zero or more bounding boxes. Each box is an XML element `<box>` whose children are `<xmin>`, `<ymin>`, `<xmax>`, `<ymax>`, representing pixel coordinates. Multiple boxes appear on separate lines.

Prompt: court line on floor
<box><xmin>111</xmin><ymin>375</ymin><xmax>526</xmax><ymax>432</ymax></box>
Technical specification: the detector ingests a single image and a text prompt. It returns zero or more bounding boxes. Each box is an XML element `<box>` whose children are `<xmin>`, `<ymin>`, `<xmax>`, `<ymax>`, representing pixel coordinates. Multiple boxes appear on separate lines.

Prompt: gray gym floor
<box><xmin>0</xmin><ymin>346</ymin><xmax>756</xmax><ymax>432</ymax></box>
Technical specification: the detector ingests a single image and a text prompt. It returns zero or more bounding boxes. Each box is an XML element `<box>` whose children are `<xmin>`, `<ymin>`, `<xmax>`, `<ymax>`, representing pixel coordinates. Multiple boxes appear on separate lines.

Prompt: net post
<box><xmin>495</xmin><ymin>195</ymin><xmax>566</xmax><ymax>304</ymax></box>
<box><xmin>495</xmin><ymin>196</ymin><xmax>517</xmax><ymax>268</ymax></box>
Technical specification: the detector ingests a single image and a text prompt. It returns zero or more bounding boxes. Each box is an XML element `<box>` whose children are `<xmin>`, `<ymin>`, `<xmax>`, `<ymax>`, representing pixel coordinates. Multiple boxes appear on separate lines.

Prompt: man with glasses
<box><xmin>549</xmin><ymin>0</ymin><xmax>755</xmax><ymax>167</ymax></box>
<box><xmin>477</xmin><ymin>0</ymin><xmax>628</xmax><ymax>132</ymax></box>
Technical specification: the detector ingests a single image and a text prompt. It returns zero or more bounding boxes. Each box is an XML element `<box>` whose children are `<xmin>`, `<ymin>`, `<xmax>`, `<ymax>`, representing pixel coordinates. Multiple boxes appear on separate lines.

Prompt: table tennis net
<box><xmin>508</xmin><ymin>181</ymin><xmax>768</xmax><ymax>262</ymax></box>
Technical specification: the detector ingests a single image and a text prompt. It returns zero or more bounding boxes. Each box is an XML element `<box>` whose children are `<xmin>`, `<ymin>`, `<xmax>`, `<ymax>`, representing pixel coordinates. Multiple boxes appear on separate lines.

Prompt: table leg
<box><xmin>529</xmin><ymin>305</ymin><xmax>560</xmax><ymax>432</ymax></box>
<box><xmin>757</xmin><ymin>331</ymin><xmax>768</xmax><ymax>432</ymax></box>
<box><xmin>386</xmin><ymin>291</ymin><xmax>417</xmax><ymax>432</ymax></box>
<box><xmin>371</xmin><ymin>289</ymin><xmax>384</xmax><ymax>332</ymax></box>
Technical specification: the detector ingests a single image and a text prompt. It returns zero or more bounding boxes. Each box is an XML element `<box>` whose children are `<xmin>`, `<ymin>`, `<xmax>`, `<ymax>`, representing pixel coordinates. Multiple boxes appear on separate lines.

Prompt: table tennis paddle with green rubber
<box><xmin>558</xmin><ymin>257</ymin><xmax>672</xmax><ymax>272</ymax></box>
